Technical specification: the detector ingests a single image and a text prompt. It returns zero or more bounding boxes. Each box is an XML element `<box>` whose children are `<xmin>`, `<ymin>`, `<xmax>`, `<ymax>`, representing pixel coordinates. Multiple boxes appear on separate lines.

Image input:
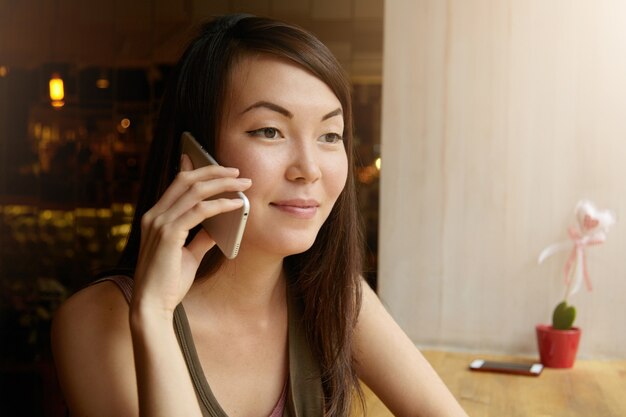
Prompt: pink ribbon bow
<box><xmin>538</xmin><ymin>200</ymin><xmax>615</xmax><ymax>298</ymax></box>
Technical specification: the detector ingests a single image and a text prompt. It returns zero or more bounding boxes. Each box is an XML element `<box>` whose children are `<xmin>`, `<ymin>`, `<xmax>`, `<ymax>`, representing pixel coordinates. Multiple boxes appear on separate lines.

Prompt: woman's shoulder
<box><xmin>52</xmin><ymin>278</ymin><xmax>132</xmax><ymax>345</ymax></box>
<box><xmin>51</xmin><ymin>278</ymin><xmax>139</xmax><ymax>414</ymax></box>
<box><xmin>58</xmin><ymin>277</ymin><xmax>131</xmax><ymax>313</ymax></box>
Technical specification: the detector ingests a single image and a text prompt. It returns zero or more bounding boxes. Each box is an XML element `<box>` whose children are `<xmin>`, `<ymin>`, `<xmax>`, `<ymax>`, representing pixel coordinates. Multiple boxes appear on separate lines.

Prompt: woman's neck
<box><xmin>185</xmin><ymin>248</ymin><xmax>287</xmax><ymax>319</ymax></box>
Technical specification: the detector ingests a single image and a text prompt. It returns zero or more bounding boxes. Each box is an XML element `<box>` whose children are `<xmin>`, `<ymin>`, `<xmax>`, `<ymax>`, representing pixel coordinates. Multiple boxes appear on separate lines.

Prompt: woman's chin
<box><xmin>242</xmin><ymin>233</ymin><xmax>318</xmax><ymax>258</ymax></box>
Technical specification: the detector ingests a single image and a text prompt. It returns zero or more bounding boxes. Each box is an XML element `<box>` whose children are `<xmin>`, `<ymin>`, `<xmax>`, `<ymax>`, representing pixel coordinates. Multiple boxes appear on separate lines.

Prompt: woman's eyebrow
<box><xmin>241</xmin><ymin>101</ymin><xmax>293</xmax><ymax>118</ymax></box>
<box><xmin>241</xmin><ymin>101</ymin><xmax>343</xmax><ymax>121</ymax></box>
<box><xmin>322</xmin><ymin>108</ymin><xmax>342</xmax><ymax>121</ymax></box>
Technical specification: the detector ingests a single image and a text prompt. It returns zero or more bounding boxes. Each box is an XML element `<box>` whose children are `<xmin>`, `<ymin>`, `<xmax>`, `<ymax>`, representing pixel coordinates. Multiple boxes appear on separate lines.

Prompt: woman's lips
<box><xmin>270</xmin><ymin>199</ymin><xmax>320</xmax><ymax>219</ymax></box>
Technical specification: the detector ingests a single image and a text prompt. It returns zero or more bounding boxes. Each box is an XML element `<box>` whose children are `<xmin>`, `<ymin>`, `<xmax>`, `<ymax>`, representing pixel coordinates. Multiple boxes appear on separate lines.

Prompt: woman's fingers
<box><xmin>180</xmin><ymin>153</ymin><xmax>194</xmax><ymax>172</ymax></box>
<box><xmin>149</xmin><ymin>158</ymin><xmax>241</xmax><ymax>216</ymax></box>
<box><xmin>151</xmin><ymin>177</ymin><xmax>251</xmax><ymax>228</ymax></box>
<box><xmin>185</xmin><ymin>228</ymin><xmax>215</xmax><ymax>264</ymax></box>
<box><xmin>140</xmin><ymin>194</ymin><xmax>245</xmax><ymax>258</ymax></box>
<box><xmin>171</xmin><ymin>197</ymin><xmax>245</xmax><ymax>236</ymax></box>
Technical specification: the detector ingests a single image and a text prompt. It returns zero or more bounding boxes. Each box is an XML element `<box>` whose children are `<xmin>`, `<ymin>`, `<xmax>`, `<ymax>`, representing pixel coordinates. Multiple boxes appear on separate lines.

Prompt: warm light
<box><xmin>96</xmin><ymin>68</ymin><xmax>110</xmax><ymax>89</ymax></box>
<box><xmin>96</xmin><ymin>76</ymin><xmax>110</xmax><ymax>89</ymax></box>
<box><xmin>49</xmin><ymin>73</ymin><xmax>64</xmax><ymax>100</ymax></box>
<box><xmin>40</xmin><ymin>210</ymin><xmax>53</xmax><ymax>221</ymax></box>
<box><xmin>122</xmin><ymin>203</ymin><xmax>134</xmax><ymax>216</ymax></box>
<box><xmin>42</xmin><ymin>126</ymin><xmax>52</xmax><ymax>141</ymax></box>
<box><xmin>0</xmin><ymin>66</ymin><xmax>8</xmax><ymax>77</ymax></box>
<box><xmin>111</xmin><ymin>223</ymin><xmax>131</xmax><ymax>236</ymax></box>
<box><xmin>49</xmin><ymin>73</ymin><xmax>65</xmax><ymax>107</ymax></box>
<box><xmin>96</xmin><ymin>78</ymin><xmax>110</xmax><ymax>89</ymax></box>
<box><xmin>117</xmin><ymin>118</ymin><xmax>131</xmax><ymax>133</ymax></box>
<box><xmin>33</xmin><ymin>123</ymin><xmax>42</xmax><ymax>139</ymax></box>
<box><xmin>96</xmin><ymin>208</ymin><xmax>112</xmax><ymax>218</ymax></box>
<box><xmin>374</xmin><ymin>157</ymin><xmax>381</xmax><ymax>170</ymax></box>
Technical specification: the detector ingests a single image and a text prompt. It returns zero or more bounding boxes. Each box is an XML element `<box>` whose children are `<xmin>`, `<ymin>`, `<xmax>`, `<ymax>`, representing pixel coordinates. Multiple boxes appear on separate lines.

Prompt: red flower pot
<box><xmin>535</xmin><ymin>324</ymin><xmax>581</xmax><ymax>368</ymax></box>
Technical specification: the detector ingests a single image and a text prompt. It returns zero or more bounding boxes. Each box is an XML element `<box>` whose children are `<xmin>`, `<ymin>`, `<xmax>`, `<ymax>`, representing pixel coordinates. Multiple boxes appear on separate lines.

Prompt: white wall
<box><xmin>379</xmin><ymin>0</ymin><xmax>626</xmax><ymax>358</ymax></box>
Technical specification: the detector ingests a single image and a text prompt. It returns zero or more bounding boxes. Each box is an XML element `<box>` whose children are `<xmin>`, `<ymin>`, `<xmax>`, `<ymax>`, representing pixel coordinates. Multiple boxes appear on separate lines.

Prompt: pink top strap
<box><xmin>268</xmin><ymin>380</ymin><xmax>288</xmax><ymax>417</ymax></box>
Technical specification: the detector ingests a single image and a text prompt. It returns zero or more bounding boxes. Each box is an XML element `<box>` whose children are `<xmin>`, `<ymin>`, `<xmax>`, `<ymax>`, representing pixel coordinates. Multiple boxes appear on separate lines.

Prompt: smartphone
<box><xmin>469</xmin><ymin>359</ymin><xmax>543</xmax><ymax>377</ymax></box>
<box><xmin>180</xmin><ymin>131</ymin><xmax>250</xmax><ymax>259</ymax></box>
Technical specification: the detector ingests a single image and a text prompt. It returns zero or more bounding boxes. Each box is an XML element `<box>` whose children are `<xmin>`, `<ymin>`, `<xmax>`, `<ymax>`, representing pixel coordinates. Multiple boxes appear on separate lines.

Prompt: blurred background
<box><xmin>0</xmin><ymin>1</ymin><xmax>383</xmax><ymax>415</ymax></box>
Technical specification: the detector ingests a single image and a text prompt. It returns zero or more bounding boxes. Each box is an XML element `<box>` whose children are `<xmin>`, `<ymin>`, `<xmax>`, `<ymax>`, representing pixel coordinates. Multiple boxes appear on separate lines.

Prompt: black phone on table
<box><xmin>469</xmin><ymin>359</ymin><xmax>543</xmax><ymax>376</ymax></box>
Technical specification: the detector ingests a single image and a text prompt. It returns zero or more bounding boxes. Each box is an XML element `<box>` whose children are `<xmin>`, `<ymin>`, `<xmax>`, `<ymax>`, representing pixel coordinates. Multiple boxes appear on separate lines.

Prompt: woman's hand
<box><xmin>132</xmin><ymin>154</ymin><xmax>252</xmax><ymax>315</ymax></box>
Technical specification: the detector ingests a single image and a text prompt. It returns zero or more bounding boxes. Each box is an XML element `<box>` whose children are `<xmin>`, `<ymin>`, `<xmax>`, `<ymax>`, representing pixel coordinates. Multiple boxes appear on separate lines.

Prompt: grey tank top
<box><xmin>96</xmin><ymin>275</ymin><xmax>324</xmax><ymax>417</ymax></box>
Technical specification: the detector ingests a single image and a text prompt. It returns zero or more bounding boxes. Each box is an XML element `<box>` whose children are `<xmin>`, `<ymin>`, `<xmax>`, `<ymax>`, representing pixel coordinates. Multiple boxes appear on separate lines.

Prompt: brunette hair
<box><xmin>118</xmin><ymin>14</ymin><xmax>364</xmax><ymax>415</ymax></box>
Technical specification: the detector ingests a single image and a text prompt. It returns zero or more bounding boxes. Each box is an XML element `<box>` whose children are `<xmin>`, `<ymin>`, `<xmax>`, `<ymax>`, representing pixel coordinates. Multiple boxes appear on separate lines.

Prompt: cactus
<box><xmin>552</xmin><ymin>301</ymin><xmax>576</xmax><ymax>330</ymax></box>
<box><xmin>539</xmin><ymin>200</ymin><xmax>615</xmax><ymax>332</ymax></box>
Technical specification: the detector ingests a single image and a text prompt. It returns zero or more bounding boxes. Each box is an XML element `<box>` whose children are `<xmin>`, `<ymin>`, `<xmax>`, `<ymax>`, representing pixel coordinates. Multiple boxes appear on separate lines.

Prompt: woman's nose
<box><xmin>285</xmin><ymin>142</ymin><xmax>322</xmax><ymax>183</ymax></box>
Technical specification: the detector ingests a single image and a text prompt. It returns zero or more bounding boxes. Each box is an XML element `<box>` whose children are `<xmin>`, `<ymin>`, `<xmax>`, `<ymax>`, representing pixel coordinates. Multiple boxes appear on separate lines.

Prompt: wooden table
<box><xmin>361</xmin><ymin>350</ymin><xmax>626</xmax><ymax>417</ymax></box>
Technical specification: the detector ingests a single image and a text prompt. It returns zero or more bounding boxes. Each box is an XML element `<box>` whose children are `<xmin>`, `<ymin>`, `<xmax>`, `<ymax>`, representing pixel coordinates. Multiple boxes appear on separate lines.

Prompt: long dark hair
<box><xmin>119</xmin><ymin>14</ymin><xmax>364</xmax><ymax>415</ymax></box>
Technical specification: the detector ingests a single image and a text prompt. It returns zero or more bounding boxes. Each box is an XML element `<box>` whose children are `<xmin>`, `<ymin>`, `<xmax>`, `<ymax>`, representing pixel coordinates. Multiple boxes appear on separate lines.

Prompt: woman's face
<box><xmin>217</xmin><ymin>54</ymin><xmax>348</xmax><ymax>257</ymax></box>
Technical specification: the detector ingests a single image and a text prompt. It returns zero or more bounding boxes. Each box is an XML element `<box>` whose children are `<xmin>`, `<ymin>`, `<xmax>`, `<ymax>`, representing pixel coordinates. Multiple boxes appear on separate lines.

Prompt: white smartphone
<box><xmin>180</xmin><ymin>131</ymin><xmax>250</xmax><ymax>259</ymax></box>
<box><xmin>469</xmin><ymin>359</ymin><xmax>543</xmax><ymax>376</ymax></box>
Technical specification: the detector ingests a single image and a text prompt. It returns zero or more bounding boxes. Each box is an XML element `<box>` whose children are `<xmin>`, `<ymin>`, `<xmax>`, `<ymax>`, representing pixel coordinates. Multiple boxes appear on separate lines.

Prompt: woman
<box><xmin>52</xmin><ymin>14</ymin><xmax>468</xmax><ymax>417</ymax></box>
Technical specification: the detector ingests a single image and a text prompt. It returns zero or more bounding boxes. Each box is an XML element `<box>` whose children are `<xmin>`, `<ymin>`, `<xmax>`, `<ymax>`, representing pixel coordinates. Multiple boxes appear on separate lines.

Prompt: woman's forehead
<box><xmin>225</xmin><ymin>54</ymin><xmax>342</xmax><ymax>114</ymax></box>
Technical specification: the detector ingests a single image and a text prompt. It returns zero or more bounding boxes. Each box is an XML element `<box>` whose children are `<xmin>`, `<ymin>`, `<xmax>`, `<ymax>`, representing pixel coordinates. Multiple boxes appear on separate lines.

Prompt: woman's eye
<box><xmin>319</xmin><ymin>133</ymin><xmax>343</xmax><ymax>144</ymax></box>
<box><xmin>246</xmin><ymin>127</ymin><xmax>282</xmax><ymax>139</ymax></box>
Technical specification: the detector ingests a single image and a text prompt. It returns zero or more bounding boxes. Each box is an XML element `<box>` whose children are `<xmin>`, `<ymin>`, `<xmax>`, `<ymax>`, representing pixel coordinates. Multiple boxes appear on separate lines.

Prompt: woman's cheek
<box><xmin>329</xmin><ymin>155</ymin><xmax>349</xmax><ymax>197</ymax></box>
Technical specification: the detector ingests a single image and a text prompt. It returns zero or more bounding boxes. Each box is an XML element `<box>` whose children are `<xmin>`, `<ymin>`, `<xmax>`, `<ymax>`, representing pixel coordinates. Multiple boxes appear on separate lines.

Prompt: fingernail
<box><xmin>239</xmin><ymin>178</ymin><xmax>252</xmax><ymax>183</ymax></box>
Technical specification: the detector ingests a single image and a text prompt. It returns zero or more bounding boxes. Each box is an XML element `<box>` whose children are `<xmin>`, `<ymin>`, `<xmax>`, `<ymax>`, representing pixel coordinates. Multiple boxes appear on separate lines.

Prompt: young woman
<box><xmin>51</xmin><ymin>14</ymin><xmax>468</xmax><ymax>417</ymax></box>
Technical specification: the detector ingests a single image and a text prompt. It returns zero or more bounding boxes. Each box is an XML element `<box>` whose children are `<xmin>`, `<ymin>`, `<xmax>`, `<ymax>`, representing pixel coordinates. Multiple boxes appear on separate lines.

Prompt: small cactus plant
<box><xmin>552</xmin><ymin>301</ymin><xmax>576</xmax><ymax>330</ymax></box>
